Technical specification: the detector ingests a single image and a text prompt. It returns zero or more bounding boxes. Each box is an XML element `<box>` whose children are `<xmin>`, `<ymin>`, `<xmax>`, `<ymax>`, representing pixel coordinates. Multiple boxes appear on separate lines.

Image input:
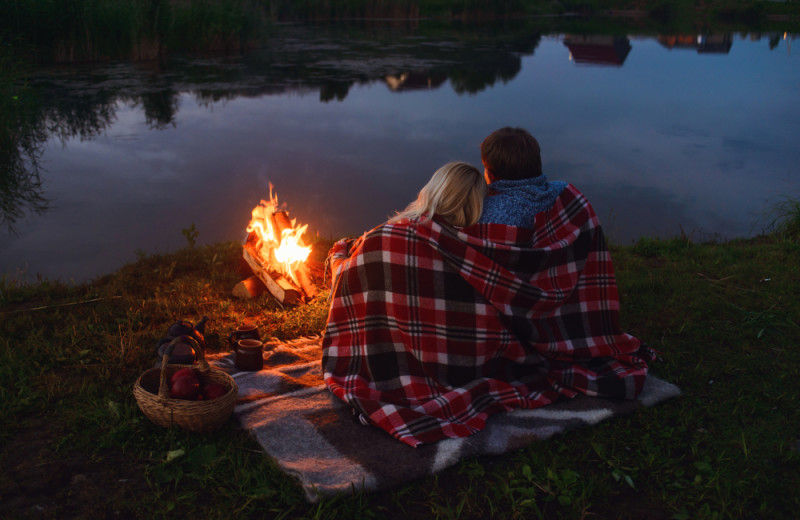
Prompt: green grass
<box><xmin>1</xmin><ymin>221</ymin><xmax>799</xmax><ymax>518</ymax></box>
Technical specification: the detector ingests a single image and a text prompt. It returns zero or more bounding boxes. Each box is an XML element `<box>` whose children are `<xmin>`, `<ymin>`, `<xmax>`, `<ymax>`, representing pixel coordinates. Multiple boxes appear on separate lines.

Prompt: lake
<box><xmin>2</xmin><ymin>22</ymin><xmax>799</xmax><ymax>284</ymax></box>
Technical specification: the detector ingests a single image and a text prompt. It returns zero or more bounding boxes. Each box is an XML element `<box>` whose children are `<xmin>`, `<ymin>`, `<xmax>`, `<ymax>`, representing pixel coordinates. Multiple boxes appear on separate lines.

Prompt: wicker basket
<box><xmin>133</xmin><ymin>336</ymin><xmax>238</xmax><ymax>432</ymax></box>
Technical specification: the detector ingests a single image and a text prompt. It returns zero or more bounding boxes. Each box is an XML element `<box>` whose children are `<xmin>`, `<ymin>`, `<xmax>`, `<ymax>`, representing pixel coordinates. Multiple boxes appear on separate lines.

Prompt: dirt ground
<box><xmin>1</xmin><ymin>414</ymin><xmax>672</xmax><ymax>520</ymax></box>
<box><xmin>1</xmin><ymin>416</ymin><xmax>150</xmax><ymax>519</ymax></box>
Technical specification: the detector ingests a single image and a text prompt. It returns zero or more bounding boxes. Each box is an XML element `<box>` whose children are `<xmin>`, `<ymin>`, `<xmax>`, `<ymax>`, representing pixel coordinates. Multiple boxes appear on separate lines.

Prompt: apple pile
<box><xmin>168</xmin><ymin>368</ymin><xmax>228</xmax><ymax>401</ymax></box>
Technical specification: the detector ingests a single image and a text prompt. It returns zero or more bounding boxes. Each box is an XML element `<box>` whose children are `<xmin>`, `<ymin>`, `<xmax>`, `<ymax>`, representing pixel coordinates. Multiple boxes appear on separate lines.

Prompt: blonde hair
<box><xmin>389</xmin><ymin>161</ymin><xmax>487</xmax><ymax>227</ymax></box>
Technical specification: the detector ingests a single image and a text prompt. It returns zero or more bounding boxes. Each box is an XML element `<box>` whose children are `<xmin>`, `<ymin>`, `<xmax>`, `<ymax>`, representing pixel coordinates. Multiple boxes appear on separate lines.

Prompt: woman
<box><xmin>388</xmin><ymin>161</ymin><xmax>487</xmax><ymax>227</ymax></box>
<box><xmin>328</xmin><ymin>161</ymin><xmax>486</xmax><ymax>266</ymax></box>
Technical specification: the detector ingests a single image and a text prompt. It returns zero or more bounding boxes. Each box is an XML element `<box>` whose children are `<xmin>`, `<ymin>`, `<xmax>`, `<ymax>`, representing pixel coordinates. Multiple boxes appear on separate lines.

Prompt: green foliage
<box><xmin>0</xmin><ymin>0</ymin><xmax>272</xmax><ymax>62</ymax></box>
<box><xmin>2</xmin><ymin>1</ymin><xmax>798</xmax><ymax>64</ymax></box>
<box><xmin>148</xmin><ymin>444</ymin><xmax>220</xmax><ymax>486</ymax></box>
<box><xmin>504</xmin><ymin>463</ymin><xmax>589</xmax><ymax>514</ymax></box>
<box><xmin>1</xmin><ymin>0</ymin><xmax>156</xmax><ymax>61</ymax></box>
<box><xmin>166</xmin><ymin>0</ymin><xmax>268</xmax><ymax>51</ymax></box>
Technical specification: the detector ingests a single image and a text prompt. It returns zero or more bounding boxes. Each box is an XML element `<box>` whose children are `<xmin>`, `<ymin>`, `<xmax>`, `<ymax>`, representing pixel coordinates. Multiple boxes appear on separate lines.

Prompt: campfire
<box><xmin>233</xmin><ymin>187</ymin><xmax>318</xmax><ymax>305</ymax></box>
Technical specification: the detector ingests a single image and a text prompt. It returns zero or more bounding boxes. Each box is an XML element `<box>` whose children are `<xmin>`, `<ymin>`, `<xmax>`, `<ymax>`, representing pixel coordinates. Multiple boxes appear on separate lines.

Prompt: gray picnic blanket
<box><xmin>208</xmin><ymin>335</ymin><xmax>680</xmax><ymax>502</ymax></box>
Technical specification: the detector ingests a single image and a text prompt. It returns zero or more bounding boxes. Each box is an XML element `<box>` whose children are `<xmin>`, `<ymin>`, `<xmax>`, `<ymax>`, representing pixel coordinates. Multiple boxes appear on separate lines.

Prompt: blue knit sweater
<box><xmin>478</xmin><ymin>176</ymin><xmax>568</xmax><ymax>228</ymax></box>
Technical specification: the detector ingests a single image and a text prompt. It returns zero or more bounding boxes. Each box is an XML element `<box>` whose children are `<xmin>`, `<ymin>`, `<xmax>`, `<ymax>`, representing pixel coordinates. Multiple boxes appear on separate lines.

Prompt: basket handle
<box><xmin>157</xmin><ymin>335</ymin><xmax>209</xmax><ymax>399</ymax></box>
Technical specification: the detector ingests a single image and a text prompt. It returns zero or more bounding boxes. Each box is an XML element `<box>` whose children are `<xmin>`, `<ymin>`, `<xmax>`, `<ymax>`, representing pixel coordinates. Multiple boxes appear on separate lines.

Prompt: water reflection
<box><xmin>0</xmin><ymin>134</ymin><xmax>48</xmax><ymax>233</ymax></box>
<box><xmin>0</xmin><ymin>94</ymin><xmax>49</xmax><ymax>232</ymax></box>
<box><xmin>207</xmin><ymin>22</ymin><xmax>541</xmax><ymax>100</ymax></box>
<box><xmin>2</xmin><ymin>21</ymin><xmax>542</xmax><ymax>228</ymax></box>
<box><xmin>659</xmin><ymin>34</ymin><xmax>733</xmax><ymax>53</ymax></box>
<box><xmin>1</xmin><ymin>23</ymin><xmax>798</xmax><ymax>283</ymax></box>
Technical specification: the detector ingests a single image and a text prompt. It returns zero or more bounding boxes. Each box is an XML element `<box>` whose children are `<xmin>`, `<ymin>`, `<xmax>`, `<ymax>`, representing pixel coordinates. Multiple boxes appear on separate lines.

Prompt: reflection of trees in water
<box><xmin>183</xmin><ymin>21</ymin><xmax>540</xmax><ymax>101</ymax></box>
<box><xmin>1</xmin><ymin>92</ymin><xmax>48</xmax><ymax>232</ymax></box>
<box><xmin>218</xmin><ymin>22</ymin><xmax>541</xmax><ymax>102</ymax></box>
<box><xmin>447</xmin><ymin>40</ymin><xmax>530</xmax><ymax>94</ymax></box>
<box><xmin>1</xmin><ymin>51</ymin><xmax>48</xmax><ymax>231</ymax></box>
<box><xmin>43</xmin><ymin>89</ymin><xmax>117</xmax><ymax>143</ymax></box>
<box><xmin>2</xmin><ymin>21</ymin><xmax>540</xmax><ymax>225</ymax></box>
<box><xmin>138</xmin><ymin>90</ymin><xmax>179</xmax><ymax>129</ymax></box>
<box><xmin>320</xmin><ymin>81</ymin><xmax>351</xmax><ymax>103</ymax></box>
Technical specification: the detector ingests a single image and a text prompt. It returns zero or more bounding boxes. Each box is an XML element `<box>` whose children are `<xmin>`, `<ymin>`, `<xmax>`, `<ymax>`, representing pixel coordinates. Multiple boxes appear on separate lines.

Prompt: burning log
<box><xmin>271</xmin><ymin>210</ymin><xmax>317</xmax><ymax>299</ymax></box>
<box><xmin>272</xmin><ymin>210</ymin><xmax>293</xmax><ymax>239</ymax></box>
<box><xmin>274</xmin><ymin>273</ymin><xmax>303</xmax><ymax>305</ymax></box>
<box><xmin>295</xmin><ymin>265</ymin><xmax>317</xmax><ymax>299</ymax></box>
<box><xmin>241</xmin><ymin>241</ymin><xmax>302</xmax><ymax>305</ymax></box>
<box><xmin>232</xmin><ymin>188</ymin><xmax>316</xmax><ymax>305</ymax></box>
<box><xmin>232</xmin><ymin>275</ymin><xmax>266</xmax><ymax>300</ymax></box>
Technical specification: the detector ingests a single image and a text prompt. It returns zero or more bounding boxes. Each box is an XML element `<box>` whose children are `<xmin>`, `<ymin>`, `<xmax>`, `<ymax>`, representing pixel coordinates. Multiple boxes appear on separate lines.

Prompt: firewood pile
<box><xmin>232</xmin><ymin>198</ymin><xmax>322</xmax><ymax>305</ymax></box>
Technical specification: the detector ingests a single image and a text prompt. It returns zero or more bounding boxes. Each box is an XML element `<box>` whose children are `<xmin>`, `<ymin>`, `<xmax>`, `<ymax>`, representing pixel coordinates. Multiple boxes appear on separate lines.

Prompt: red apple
<box><xmin>203</xmin><ymin>382</ymin><xmax>228</xmax><ymax>400</ymax></box>
<box><xmin>169</xmin><ymin>368</ymin><xmax>196</xmax><ymax>387</ymax></box>
<box><xmin>170</xmin><ymin>374</ymin><xmax>200</xmax><ymax>400</ymax></box>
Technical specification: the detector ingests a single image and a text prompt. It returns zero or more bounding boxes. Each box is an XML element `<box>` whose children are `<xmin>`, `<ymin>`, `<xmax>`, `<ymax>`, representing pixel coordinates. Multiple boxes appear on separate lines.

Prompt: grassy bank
<box><xmin>1</xmin><ymin>210</ymin><xmax>799</xmax><ymax>518</ymax></box>
<box><xmin>1</xmin><ymin>0</ymin><xmax>271</xmax><ymax>62</ymax></box>
<box><xmin>3</xmin><ymin>0</ymin><xmax>798</xmax><ymax>63</ymax></box>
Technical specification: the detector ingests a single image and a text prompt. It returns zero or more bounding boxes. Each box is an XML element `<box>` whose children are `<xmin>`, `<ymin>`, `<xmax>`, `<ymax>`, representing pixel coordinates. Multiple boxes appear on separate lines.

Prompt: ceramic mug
<box><xmin>229</xmin><ymin>323</ymin><xmax>260</xmax><ymax>348</ymax></box>
<box><xmin>235</xmin><ymin>338</ymin><xmax>264</xmax><ymax>371</ymax></box>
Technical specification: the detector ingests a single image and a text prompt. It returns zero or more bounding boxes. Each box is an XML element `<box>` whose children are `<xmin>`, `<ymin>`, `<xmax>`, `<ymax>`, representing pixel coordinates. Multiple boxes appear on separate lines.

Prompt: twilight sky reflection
<box><xmin>2</xmin><ymin>32</ymin><xmax>798</xmax><ymax>283</ymax></box>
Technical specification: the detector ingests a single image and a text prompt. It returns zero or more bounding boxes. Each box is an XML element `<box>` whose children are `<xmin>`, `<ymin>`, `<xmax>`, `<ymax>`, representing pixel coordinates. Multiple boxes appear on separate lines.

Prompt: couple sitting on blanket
<box><xmin>323</xmin><ymin>127</ymin><xmax>656</xmax><ymax>447</ymax></box>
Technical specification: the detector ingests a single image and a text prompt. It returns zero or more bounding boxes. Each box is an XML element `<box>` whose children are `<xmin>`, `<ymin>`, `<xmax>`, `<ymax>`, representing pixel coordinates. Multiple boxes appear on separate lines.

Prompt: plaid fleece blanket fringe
<box><xmin>323</xmin><ymin>185</ymin><xmax>656</xmax><ymax>447</ymax></box>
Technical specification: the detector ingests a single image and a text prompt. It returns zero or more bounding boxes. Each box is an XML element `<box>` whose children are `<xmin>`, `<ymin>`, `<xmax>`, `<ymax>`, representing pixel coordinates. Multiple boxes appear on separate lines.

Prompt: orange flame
<box><xmin>246</xmin><ymin>186</ymin><xmax>311</xmax><ymax>287</ymax></box>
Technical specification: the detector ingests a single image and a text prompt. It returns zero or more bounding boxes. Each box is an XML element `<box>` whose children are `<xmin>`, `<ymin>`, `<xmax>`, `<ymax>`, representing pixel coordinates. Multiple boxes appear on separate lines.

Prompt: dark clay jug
<box><xmin>154</xmin><ymin>316</ymin><xmax>210</xmax><ymax>366</ymax></box>
<box><xmin>155</xmin><ymin>336</ymin><xmax>196</xmax><ymax>365</ymax></box>
<box><xmin>168</xmin><ymin>316</ymin><xmax>209</xmax><ymax>344</ymax></box>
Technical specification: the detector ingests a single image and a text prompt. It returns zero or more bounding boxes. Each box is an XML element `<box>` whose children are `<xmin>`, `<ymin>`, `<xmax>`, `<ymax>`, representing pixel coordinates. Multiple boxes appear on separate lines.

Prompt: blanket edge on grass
<box><xmin>208</xmin><ymin>336</ymin><xmax>679</xmax><ymax>502</ymax></box>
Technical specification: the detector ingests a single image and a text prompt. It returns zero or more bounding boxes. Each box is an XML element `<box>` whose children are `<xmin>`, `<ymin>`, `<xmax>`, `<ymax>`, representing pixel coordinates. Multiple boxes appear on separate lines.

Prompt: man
<box><xmin>322</xmin><ymin>127</ymin><xmax>655</xmax><ymax>447</ymax></box>
<box><xmin>478</xmin><ymin>126</ymin><xmax>568</xmax><ymax>228</ymax></box>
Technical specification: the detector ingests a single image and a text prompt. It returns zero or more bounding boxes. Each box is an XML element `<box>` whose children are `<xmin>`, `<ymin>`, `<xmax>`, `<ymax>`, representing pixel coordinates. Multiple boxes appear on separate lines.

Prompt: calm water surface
<box><xmin>2</xmin><ymin>25</ymin><xmax>799</xmax><ymax>283</ymax></box>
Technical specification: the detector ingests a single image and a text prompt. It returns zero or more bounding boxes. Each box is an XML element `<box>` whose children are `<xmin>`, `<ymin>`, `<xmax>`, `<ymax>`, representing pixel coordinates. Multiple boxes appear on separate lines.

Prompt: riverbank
<box><xmin>1</xmin><ymin>223</ymin><xmax>798</xmax><ymax>518</ymax></box>
<box><xmin>3</xmin><ymin>0</ymin><xmax>798</xmax><ymax>63</ymax></box>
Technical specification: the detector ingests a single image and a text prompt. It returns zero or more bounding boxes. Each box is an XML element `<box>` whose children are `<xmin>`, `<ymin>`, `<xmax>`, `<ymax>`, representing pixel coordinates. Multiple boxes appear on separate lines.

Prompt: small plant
<box><xmin>148</xmin><ymin>444</ymin><xmax>220</xmax><ymax>487</ymax></box>
<box><xmin>505</xmin><ymin>464</ymin><xmax>544</xmax><ymax>517</ymax></box>
<box><xmin>755</xmin><ymin>195</ymin><xmax>800</xmax><ymax>240</ymax></box>
<box><xmin>181</xmin><ymin>223</ymin><xmax>199</xmax><ymax>248</ymax></box>
<box><xmin>767</xmin><ymin>197</ymin><xmax>800</xmax><ymax>239</ymax></box>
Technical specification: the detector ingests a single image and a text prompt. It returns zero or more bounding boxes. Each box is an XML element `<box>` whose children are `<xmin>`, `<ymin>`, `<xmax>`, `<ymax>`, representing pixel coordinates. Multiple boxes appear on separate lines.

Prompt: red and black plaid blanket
<box><xmin>322</xmin><ymin>185</ymin><xmax>655</xmax><ymax>447</ymax></box>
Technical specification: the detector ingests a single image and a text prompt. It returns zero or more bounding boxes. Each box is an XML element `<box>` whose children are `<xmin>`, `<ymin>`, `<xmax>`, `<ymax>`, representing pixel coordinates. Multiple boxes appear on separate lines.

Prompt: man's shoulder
<box><xmin>556</xmin><ymin>183</ymin><xmax>592</xmax><ymax>206</ymax></box>
<box><xmin>479</xmin><ymin>178</ymin><xmax>573</xmax><ymax>227</ymax></box>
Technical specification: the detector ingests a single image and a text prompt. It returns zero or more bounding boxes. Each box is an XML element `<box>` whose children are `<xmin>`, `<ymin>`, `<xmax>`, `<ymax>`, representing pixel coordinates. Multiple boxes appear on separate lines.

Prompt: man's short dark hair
<box><xmin>480</xmin><ymin>127</ymin><xmax>542</xmax><ymax>180</ymax></box>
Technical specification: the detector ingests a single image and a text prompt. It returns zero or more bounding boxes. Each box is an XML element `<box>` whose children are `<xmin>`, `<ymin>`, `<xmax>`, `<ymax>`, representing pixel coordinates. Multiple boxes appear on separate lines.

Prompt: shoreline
<box><xmin>1</xmin><ymin>224</ymin><xmax>792</xmax><ymax>292</ymax></box>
